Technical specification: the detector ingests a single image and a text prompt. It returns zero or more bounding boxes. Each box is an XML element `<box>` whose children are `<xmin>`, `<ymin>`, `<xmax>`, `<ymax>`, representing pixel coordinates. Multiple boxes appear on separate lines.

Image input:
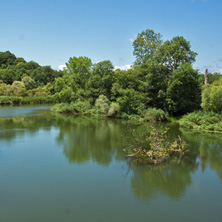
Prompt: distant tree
<box><xmin>0</xmin><ymin>80</ymin><xmax>6</xmax><ymax>96</ymax></box>
<box><xmin>22</xmin><ymin>76</ymin><xmax>37</xmax><ymax>90</ymax></box>
<box><xmin>65</xmin><ymin>56</ymin><xmax>92</xmax><ymax>89</ymax></box>
<box><xmin>10</xmin><ymin>81</ymin><xmax>27</xmax><ymax>96</ymax></box>
<box><xmin>66</xmin><ymin>56</ymin><xmax>92</xmax><ymax>75</ymax></box>
<box><xmin>28</xmin><ymin>83</ymin><xmax>53</xmax><ymax>97</ymax></box>
<box><xmin>0</xmin><ymin>69</ymin><xmax>14</xmax><ymax>84</ymax></box>
<box><xmin>25</xmin><ymin>61</ymin><xmax>40</xmax><ymax>70</ymax></box>
<box><xmin>30</xmin><ymin>66</ymin><xmax>60</xmax><ymax>85</ymax></box>
<box><xmin>0</xmin><ymin>51</ymin><xmax>16</xmax><ymax>67</ymax></box>
<box><xmin>14</xmin><ymin>57</ymin><xmax>26</xmax><ymax>65</ymax></box>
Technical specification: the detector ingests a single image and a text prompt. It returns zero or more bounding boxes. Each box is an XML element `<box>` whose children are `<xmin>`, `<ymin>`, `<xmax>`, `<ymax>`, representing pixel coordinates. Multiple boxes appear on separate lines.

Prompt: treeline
<box><xmin>0</xmin><ymin>51</ymin><xmax>62</xmax><ymax>98</ymax></box>
<box><xmin>1</xmin><ymin>29</ymin><xmax>222</xmax><ymax>117</ymax></box>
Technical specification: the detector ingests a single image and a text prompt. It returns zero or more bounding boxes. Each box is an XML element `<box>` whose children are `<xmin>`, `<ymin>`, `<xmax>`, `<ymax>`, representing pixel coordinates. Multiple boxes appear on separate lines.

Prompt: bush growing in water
<box><xmin>125</xmin><ymin>127</ymin><xmax>187</xmax><ymax>165</ymax></box>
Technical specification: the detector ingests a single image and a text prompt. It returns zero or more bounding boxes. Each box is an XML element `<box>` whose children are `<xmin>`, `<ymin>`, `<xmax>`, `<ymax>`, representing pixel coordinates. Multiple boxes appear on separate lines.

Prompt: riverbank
<box><xmin>0</xmin><ymin>96</ymin><xmax>56</xmax><ymax>105</ymax></box>
<box><xmin>51</xmin><ymin>102</ymin><xmax>169</xmax><ymax>122</ymax></box>
<box><xmin>179</xmin><ymin>110</ymin><xmax>222</xmax><ymax>133</ymax></box>
<box><xmin>52</xmin><ymin>102</ymin><xmax>222</xmax><ymax>133</ymax></box>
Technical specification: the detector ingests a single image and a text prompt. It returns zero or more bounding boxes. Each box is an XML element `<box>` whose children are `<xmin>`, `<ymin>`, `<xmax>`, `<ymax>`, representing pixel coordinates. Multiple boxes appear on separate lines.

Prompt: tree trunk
<box><xmin>204</xmin><ymin>69</ymin><xmax>209</xmax><ymax>85</ymax></box>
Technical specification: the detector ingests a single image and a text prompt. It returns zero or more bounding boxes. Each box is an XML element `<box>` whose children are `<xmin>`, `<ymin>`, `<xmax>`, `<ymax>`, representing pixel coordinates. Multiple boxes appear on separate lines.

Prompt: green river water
<box><xmin>0</xmin><ymin>105</ymin><xmax>221</xmax><ymax>222</ymax></box>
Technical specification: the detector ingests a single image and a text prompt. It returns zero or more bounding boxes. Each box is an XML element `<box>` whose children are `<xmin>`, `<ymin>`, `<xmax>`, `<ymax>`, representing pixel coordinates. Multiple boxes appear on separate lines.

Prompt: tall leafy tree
<box><xmin>133</xmin><ymin>29</ymin><xmax>162</xmax><ymax>65</ymax></box>
<box><xmin>138</xmin><ymin>61</ymin><xmax>169</xmax><ymax>109</ymax></box>
<box><xmin>87</xmin><ymin>60</ymin><xmax>114</xmax><ymax>100</ymax></box>
<box><xmin>157</xmin><ymin>36</ymin><xmax>197</xmax><ymax>72</ymax></box>
<box><xmin>65</xmin><ymin>56</ymin><xmax>92</xmax><ymax>89</ymax></box>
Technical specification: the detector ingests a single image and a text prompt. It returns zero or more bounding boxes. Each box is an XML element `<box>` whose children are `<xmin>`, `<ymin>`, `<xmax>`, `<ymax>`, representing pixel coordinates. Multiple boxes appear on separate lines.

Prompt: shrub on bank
<box><xmin>141</xmin><ymin>108</ymin><xmax>168</xmax><ymax>122</ymax></box>
<box><xmin>51</xmin><ymin>101</ymin><xmax>92</xmax><ymax>115</ymax></box>
<box><xmin>51</xmin><ymin>101</ymin><xmax>169</xmax><ymax>122</ymax></box>
<box><xmin>180</xmin><ymin>111</ymin><xmax>222</xmax><ymax>132</ymax></box>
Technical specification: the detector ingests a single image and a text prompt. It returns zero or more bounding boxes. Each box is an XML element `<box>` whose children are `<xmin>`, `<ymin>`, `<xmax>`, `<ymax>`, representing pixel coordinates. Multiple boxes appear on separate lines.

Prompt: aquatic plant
<box><xmin>125</xmin><ymin>127</ymin><xmax>187</xmax><ymax>165</ymax></box>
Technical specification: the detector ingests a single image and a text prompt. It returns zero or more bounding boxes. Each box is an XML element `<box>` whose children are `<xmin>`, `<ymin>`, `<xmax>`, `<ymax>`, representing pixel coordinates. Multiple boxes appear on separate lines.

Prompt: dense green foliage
<box><xmin>51</xmin><ymin>29</ymin><xmax>202</xmax><ymax>116</ymax></box>
<box><xmin>180</xmin><ymin>111</ymin><xmax>222</xmax><ymax>132</ymax></box>
<box><xmin>201</xmin><ymin>78</ymin><xmax>222</xmax><ymax>112</ymax></box>
<box><xmin>1</xmin><ymin>28</ymin><xmax>221</xmax><ymax>118</ymax></box>
<box><xmin>0</xmin><ymin>51</ymin><xmax>60</xmax><ymax>104</ymax></box>
<box><xmin>166</xmin><ymin>63</ymin><xmax>201</xmax><ymax>114</ymax></box>
<box><xmin>0</xmin><ymin>51</ymin><xmax>62</xmax><ymax>85</ymax></box>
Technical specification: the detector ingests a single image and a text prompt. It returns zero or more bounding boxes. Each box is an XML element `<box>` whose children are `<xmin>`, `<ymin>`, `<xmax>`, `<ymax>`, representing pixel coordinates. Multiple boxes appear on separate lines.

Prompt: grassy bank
<box><xmin>0</xmin><ymin>96</ymin><xmax>56</xmax><ymax>105</ymax></box>
<box><xmin>180</xmin><ymin>111</ymin><xmax>222</xmax><ymax>133</ymax></box>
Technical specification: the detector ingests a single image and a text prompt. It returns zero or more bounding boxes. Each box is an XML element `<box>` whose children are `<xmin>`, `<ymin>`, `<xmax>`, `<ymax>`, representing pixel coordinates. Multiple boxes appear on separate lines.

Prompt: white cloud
<box><xmin>127</xmin><ymin>38</ymin><xmax>135</xmax><ymax>43</ymax></box>
<box><xmin>114</xmin><ymin>64</ymin><xmax>132</xmax><ymax>70</ymax></box>
<box><xmin>127</xmin><ymin>34</ymin><xmax>137</xmax><ymax>44</ymax></box>
<box><xmin>58</xmin><ymin>64</ymin><xmax>66</xmax><ymax>70</ymax></box>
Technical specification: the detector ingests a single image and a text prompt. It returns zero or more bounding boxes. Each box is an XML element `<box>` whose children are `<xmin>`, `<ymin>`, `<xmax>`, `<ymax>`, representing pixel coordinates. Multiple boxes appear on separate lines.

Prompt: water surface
<box><xmin>0</xmin><ymin>105</ymin><xmax>222</xmax><ymax>222</ymax></box>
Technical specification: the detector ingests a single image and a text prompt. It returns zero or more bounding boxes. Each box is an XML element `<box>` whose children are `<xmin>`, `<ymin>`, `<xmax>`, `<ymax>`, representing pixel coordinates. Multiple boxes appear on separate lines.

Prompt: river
<box><xmin>0</xmin><ymin>105</ymin><xmax>221</xmax><ymax>222</ymax></box>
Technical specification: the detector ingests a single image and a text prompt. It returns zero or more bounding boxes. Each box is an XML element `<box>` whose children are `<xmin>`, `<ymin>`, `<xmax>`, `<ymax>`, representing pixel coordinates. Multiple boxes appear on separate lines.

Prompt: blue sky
<box><xmin>0</xmin><ymin>0</ymin><xmax>221</xmax><ymax>73</ymax></box>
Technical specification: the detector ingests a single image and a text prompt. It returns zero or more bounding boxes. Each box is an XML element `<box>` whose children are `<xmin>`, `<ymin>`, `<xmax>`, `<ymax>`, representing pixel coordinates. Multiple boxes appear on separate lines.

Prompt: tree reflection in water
<box><xmin>54</xmin><ymin>114</ymin><xmax>127</xmax><ymax>165</ymax></box>
<box><xmin>0</xmin><ymin>108</ymin><xmax>222</xmax><ymax>203</ymax></box>
<box><xmin>181</xmin><ymin>129</ymin><xmax>222</xmax><ymax>182</ymax></box>
<box><xmin>130</xmin><ymin>158</ymin><xmax>198</xmax><ymax>202</ymax></box>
